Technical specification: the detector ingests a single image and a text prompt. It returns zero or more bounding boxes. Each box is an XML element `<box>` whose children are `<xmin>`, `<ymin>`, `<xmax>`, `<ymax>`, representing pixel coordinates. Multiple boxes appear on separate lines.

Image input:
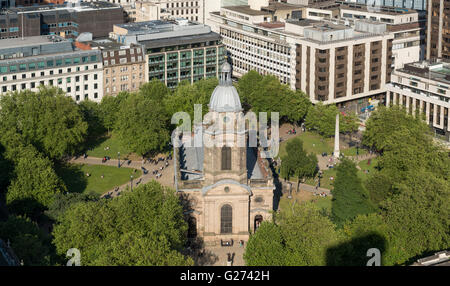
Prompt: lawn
<box><xmin>58</xmin><ymin>164</ymin><xmax>142</xmax><ymax>196</ymax></box>
<box><xmin>86</xmin><ymin>133</ymin><xmax>134</xmax><ymax>160</ymax></box>
<box><xmin>278</xmin><ymin>131</ymin><xmax>334</xmax><ymax>158</ymax></box>
<box><xmin>341</xmin><ymin>146</ymin><xmax>368</xmax><ymax>157</ymax></box>
<box><xmin>357</xmin><ymin>157</ymin><xmax>379</xmax><ymax>181</ymax></box>
<box><xmin>304</xmin><ymin>168</ymin><xmax>337</xmax><ymax>190</ymax></box>
<box><xmin>278</xmin><ymin>190</ymin><xmax>332</xmax><ymax>214</ymax></box>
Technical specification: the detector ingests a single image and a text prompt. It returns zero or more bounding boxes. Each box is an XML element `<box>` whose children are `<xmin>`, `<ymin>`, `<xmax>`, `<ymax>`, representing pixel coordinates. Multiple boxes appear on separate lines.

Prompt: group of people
<box><xmin>315</xmin><ymin>192</ymin><xmax>328</xmax><ymax>197</ymax></box>
<box><xmin>287</xmin><ymin>128</ymin><xmax>297</xmax><ymax>135</ymax></box>
<box><xmin>146</xmin><ymin>156</ymin><xmax>172</xmax><ymax>180</ymax></box>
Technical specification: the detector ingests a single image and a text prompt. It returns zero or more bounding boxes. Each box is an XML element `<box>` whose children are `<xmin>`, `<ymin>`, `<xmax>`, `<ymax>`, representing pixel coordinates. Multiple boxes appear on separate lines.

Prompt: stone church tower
<box><xmin>174</xmin><ymin>63</ymin><xmax>275</xmax><ymax>246</ymax></box>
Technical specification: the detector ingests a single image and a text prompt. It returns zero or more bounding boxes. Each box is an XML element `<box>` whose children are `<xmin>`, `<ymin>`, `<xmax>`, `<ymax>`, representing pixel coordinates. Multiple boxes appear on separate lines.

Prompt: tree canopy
<box><xmin>0</xmin><ymin>215</ymin><xmax>52</xmax><ymax>265</ymax></box>
<box><xmin>238</xmin><ymin>72</ymin><xmax>311</xmax><ymax>123</ymax></box>
<box><xmin>305</xmin><ymin>103</ymin><xmax>359</xmax><ymax>137</ymax></box>
<box><xmin>52</xmin><ymin>181</ymin><xmax>193</xmax><ymax>266</ymax></box>
<box><xmin>280</xmin><ymin>138</ymin><xmax>317</xmax><ymax>192</ymax></box>
<box><xmin>0</xmin><ymin>87</ymin><xmax>88</xmax><ymax>160</ymax></box>
<box><xmin>114</xmin><ymin>92</ymin><xmax>170</xmax><ymax>156</ymax></box>
<box><xmin>331</xmin><ymin>158</ymin><xmax>375</xmax><ymax>227</ymax></box>
<box><xmin>244</xmin><ymin>202</ymin><xmax>340</xmax><ymax>266</ymax></box>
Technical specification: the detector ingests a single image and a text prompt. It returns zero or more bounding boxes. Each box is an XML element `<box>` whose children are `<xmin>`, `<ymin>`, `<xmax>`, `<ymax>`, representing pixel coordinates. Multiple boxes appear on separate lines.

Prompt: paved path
<box><xmin>70</xmin><ymin>156</ymin><xmax>174</xmax><ymax>198</ymax></box>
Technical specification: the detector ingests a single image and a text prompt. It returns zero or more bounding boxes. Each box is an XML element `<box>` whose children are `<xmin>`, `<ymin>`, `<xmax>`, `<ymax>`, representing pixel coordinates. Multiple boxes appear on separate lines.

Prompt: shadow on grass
<box><xmin>78</xmin><ymin>133</ymin><xmax>110</xmax><ymax>156</ymax></box>
<box><xmin>326</xmin><ymin>232</ymin><xmax>387</xmax><ymax>266</ymax></box>
<box><xmin>55</xmin><ymin>164</ymin><xmax>88</xmax><ymax>194</ymax></box>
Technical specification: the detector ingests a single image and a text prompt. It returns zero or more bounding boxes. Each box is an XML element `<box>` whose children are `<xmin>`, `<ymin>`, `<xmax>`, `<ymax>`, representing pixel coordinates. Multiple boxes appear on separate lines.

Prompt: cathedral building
<box><xmin>173</xmin><ymin>62</ymin><xmax>275</xmax><ymax>246</ymax></box>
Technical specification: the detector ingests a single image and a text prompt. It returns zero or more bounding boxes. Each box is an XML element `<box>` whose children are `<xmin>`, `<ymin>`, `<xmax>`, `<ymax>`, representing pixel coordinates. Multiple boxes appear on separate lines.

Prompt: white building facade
<box><xmin>386</xmin><ymin>60</ymin><xmax>450</xmax><ymax>141</ymax></box>
<box><xmin>0</xmin><ymin>36</ymin><xmax>104</xmax><ymax>102</ymax></box>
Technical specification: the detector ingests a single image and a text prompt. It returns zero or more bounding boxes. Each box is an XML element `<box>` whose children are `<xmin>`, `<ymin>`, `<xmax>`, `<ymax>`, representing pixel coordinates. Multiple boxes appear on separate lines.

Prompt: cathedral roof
<box><xmin>208</xmin><ymin>62</ymin><xmax>243</xmax><ymax>113</ymax></box>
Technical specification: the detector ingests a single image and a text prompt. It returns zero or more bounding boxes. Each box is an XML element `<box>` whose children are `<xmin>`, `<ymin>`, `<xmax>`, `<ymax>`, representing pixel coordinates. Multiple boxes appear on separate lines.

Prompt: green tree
<box><xmin>244</xmin><ymin>221</ymin><xmax>286</xmax><ymax>266</ymax></box>
<box><xmin>278</xmin><ymin>202</ymin><xmax>340</xmax><ymax>266</ymax></box>
<box><xmin>0</xmin><ymin>87</ymin><xmax>88</xmax><ymax>160</ymax></box>
<box><xmin>304</xmin><ymin>103</ymin><xmax>358</xmax><ymax>137</ymax></box>
<box><xmin>115</xmin><ymin>93</ymin><xmax>170</xmax><ymax>156</ymax></box>
<box><xmin>4</xmin><ymin>143</ymin><xmax>65</xmax><ymax>217</ymax></box>
<box><xmin>380</xmin><ymin>173</ymin><xmax>450</xmax><ymax>265</ymax></box>
<box><xmin>0</xmin><ymin>143</ymin><xmax>11</xmax><ymax>194</ymax></box>
<box><xmin>237</xmin><ymin>70</ymin><xmax>263</xmax><ymax>110</ymax></box>
<box><xmin>139</xmin><ymin>79</ymin><xmax>171</xmax><ymax>102</ymax></box>
<box><xmin>164</xmin><ymin>80</ymin><xmax>210</xmax><ymax>120</ymax></box>
<box><xmin>52</xmin><ymin>181</ymin><xmax>193</xmax><ymax>266</ymax></box>
<box><xmin>331</xmin><ymin>158</ymin><xmax>375</xmax><ymax>227</ymax></box>
<box><xmin>304</xmin><ymin>103</ymin><xmax>337</xmax><ymax>137</ymax></box>
<box><xmin>79</xmin><ymin>100</ymin><xmax>106</xmax><ymax>140</ymax></box>
<box><xmin>45</xmin><ymin>192</ymin><xmax>98</xmax><ymax>222</ymax></box>
<box><xmin>99</xmin><ymin>92</ymin><xmax>129</xmax><ymax>133</ymax></box>
<box><xmin>283</xmin><ymin>90</ymin><xmax>311</xmax><ymax>123</ymax></box>
<box><xmin>327</xmin><ymin>213</ymin><xmax>389</xmax><ymax>266</ymax></box>
<box><xmin>362</xmin><ymin>105</ymin><xmax>429</xmax><ymax>152</ymax></box>
<box><xmin>280</xmin><ymin>138</ymin><xmax>317</xmax><ymax>193</ymax></box>
<box><xmin>0</xmin><ymin>215</ymin><xmax>52</xmax><ymax>265</ymax></box>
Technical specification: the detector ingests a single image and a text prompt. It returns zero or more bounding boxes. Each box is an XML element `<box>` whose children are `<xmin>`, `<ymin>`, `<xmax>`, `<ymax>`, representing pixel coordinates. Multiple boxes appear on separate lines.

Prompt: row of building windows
<box><xmin>0</xmin><ymin>56</ymin><xmax>98</xmax><ymax>74</ymax></box>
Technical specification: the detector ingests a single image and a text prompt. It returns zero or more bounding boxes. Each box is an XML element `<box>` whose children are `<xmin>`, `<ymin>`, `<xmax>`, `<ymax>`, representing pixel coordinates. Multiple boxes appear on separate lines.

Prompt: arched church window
<box><xmin>221</xmin><ymin>146</ymin><xmax>231</xmax><ymax>170</ymax></box>
<box><xmin>220</xmin><ymin>204</ymin><xmax>232</xmax><ymax>234</ymax></box>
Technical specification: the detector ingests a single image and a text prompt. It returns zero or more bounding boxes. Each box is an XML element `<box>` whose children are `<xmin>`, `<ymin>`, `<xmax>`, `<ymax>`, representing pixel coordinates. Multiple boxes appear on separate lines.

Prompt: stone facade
<box><xmin>175</xmin><ymin>63</ymin><xmax>275</xmax><ymax>246</ymax></box>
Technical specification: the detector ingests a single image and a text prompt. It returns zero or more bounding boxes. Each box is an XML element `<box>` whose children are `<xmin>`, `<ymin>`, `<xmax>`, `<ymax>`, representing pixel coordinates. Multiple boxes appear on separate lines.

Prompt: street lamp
<box><xmin>118</xmin><ymin>152</ymin><xmax>120</xmax><ymax>168</ymax></box>
<box><xmin>130</xmin><ymin>175</ymin><xmax>133</xmax><ymax>191</ymax></box>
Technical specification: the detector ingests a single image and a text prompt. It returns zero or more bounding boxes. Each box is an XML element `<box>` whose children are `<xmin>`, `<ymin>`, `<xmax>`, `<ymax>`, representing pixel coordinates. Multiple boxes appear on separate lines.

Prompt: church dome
<box><xmin>208</xmin><ymin>62</ymin><xmax>242</xmax><ymax>113</ymax></box>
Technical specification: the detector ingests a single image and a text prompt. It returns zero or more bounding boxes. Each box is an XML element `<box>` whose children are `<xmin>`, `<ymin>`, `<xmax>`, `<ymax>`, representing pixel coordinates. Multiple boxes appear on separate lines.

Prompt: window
<box><xmin>220</xmin><ymin>204</ymin><xmax>232</xmax><ymax>234</ymax></box>
<box><xmin>221</xmin><ymin>147</ymin><xmax>231</xmax><ymax>170</ymax></box>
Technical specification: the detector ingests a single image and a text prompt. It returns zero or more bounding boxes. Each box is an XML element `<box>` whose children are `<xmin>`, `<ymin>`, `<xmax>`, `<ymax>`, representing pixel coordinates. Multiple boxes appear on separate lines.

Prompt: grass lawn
<box><xmin>278</xmin><ymin>190</ymin><xmax>332</xmax><ymax>214</ymax></box>
<box><xmin>357</xmin><ymin>157</ymin><xmax>379</xmax><ymax>181</ymax></box>
<box><xmin>58</xmin><ymin>164</ymin><xmax>142</xmax><ymax>196</ymax></box>
<box><xmin>341</xmin><ymin>146</ymin><xmax>368</xmax><ymax>157</ymax></box>
<box><xmin>278</xmin><ymin>131</ymin><xmax>334</xmax><ymax>158</ymax></box>
<box><xmin>304</xmin><ymin>168</ymin><xmax>337</xmax><ymax>190</ymax></box>
<box><xmin>86</xmin><ymin>133</ymin><xmax>135</xmax><ymax>160</ymax></box>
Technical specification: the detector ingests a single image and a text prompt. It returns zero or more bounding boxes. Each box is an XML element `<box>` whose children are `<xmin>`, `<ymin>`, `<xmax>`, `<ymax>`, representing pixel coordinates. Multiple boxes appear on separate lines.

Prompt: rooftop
<box><xmin>222</xmin><ymin>5</ymin><xmax>270</xmax><ymax>16</ymax></box>
<box><xmin>223</xmin><ymin>1</ymin><xmax>304</xmax><ymax>16</ymax></box>
<box><xmin>0</xmin><ymin>35</ymin><xmax>67</xmax><ymax>50</ymax></box>
<box><xmin>115</xmin><ymin>19</ymin><xmax>199</xmax><ymax>34</ymax></box>
<box><xmin>339</xmin><ymin>2</ymin><xmax>418</xmax><ymax>15</ymax></box>
<box><xmin>398</xmin><ymin>60</ymin><xmax>450</xmax><ymax>85</ymax></box>
<box><xmin>0</xmin><ymin>1</ymin><xmax>120</xmax><ymax>15</ymax></box>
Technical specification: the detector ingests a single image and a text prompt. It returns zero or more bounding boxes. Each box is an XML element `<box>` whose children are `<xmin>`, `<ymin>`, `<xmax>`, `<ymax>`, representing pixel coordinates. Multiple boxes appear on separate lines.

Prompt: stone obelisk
<box><xmin>334</xmin><ymin>113</ymin><xmax>340</xmax><ymax>159</ymax></box>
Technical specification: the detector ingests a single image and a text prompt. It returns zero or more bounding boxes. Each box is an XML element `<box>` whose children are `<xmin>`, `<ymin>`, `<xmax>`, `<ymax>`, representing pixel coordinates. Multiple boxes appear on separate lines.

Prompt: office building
<box><xmin>75</xmin><ymin>38</ymin><xmax>147</xmax><ymax>97</ymax></box>
<box><xmin>0</xmin><ymin>35</ymin><xmax>104</xmax><ymax>102</ymax></box>
<box><xmin>386</xmin><ymin>59</ymin><xmax>450</xmax><ymax>141</ymax></box>
<box><xmin>111</xmin><ymin>19</ymin><xmax>226</xmax><ymax>88</ymax></box>
<box><xmin>0</xmin><ymin>1</ymin><xmax>124</xmax><ymax>39</ymax></box>
<box><xmin>338</xmin><ymin>2</ymin><xmax>425</xmax><ymax>69</ymax></box>
<box><xmin>426</xmin><ymin>0</ymin><xmax>450</xmax><ymax>60</ymax></box>
<box><xmin>209</xmin><ymin>0</ymin><xmax>394</xmax><ymax>108</ymax></box>
<box><xmin>351</xmin><ymin>0</ymin><xmax>427</xmax><ymax>11</ymax></box>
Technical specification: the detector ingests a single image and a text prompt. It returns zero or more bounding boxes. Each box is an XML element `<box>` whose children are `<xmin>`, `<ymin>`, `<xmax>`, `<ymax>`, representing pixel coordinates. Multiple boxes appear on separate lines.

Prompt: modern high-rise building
<box><xmin>110</xmin><ymin>19</ymin><xmax>226</xmax><ymax>88</ymax></box>
<box><xmin>386</xmin><ymin>59</ymin><xmax>450</xmax><ymax>141</ymax></box>
<box><xmin>426</xmin><ymin>0</ymin><xmax>450</xmax><ymax>60</ymax></box>
<box><xmin>0</xmin><ymin>35</ymin><xmax>104</xmax><ymax>102</ymax></box>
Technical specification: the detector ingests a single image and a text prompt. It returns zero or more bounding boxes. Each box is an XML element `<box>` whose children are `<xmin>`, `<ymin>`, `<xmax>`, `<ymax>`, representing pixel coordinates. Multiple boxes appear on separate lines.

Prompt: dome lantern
<box><xmin>208</xmin><ymin>62</ymin><xmax>242</xmax><ymax>113</ymax></box>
